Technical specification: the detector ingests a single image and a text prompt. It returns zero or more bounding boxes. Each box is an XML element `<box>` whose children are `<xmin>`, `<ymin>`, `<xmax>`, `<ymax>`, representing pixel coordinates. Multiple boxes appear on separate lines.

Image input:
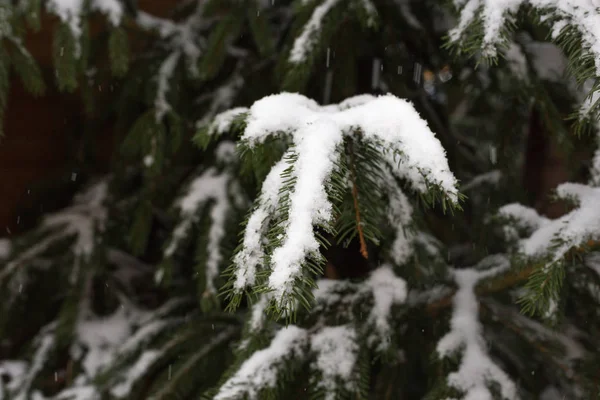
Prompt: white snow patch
<box><xmin>0</xmin><ymin>181</ymin><xmax>108</xmax><ymax>286</ymax></box>
<box><xmin>450</xmin><ymin>0</ymin><xmax>600</xmax><ymax>78</ymax></box>
<box><xmin>436</xmin><ymin>255</ymin><xmax>517</xmax><ymax>399</ymax></box>
<box><xmin>233</xmin><ymin>158</ymin><xmax>289</xmax><ymax>291</ymax></box>
<box><xmin>47</xmin><ymin>0</ymin><xmax>123</xmax><ymax>45</ymax></box>
<box><xmin>75</xmin><ymin>306</ymin><xmax>137</xmax><ymax>377</ymax></box>
<box><xmin>155</xmin><ymin>52</ymin><xmax>180</xmax><ymax>121</ymax></box>
<box><xmin>214</xmin><ymin>326</ymin><xmax>308</xmax><ymax>400</ymax></box>
<box><xmin>310</xmin><ymin>325</ymin><xmax>359</xmax><ymax>397</ymax></box>
<box><xmin>207</xmin><ymin>107</ymin><xmax>249</xmax><ymax>136</ymax></box>
<box><xmin>165</xmin><ymin>153</ymin><xmax>245</xmax><ymax>294</ymax></box>
<box><xmin>289</xmin><ymin>0</ymin><xmax>342</xmax><ymax>63</ymax></box>
<box><xmin>110</xmin><ymin>350</ymin><xmax>161</xmax><ymax>398</ymax></box>
<box><xmin>500</xmin><ymin>184</ymin><xmax>600</xmax><ymax>261</ymax></box>
<box><xmin>313</xmin><ymin>266</ymin><xmax>407</xmax><ymax>352</ymax></box>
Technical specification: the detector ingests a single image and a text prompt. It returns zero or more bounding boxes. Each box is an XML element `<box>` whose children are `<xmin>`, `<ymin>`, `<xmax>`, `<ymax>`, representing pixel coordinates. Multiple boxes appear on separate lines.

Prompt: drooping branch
<box><xmin>426</xmin><ymin>240</ymin><xmax>600</xmax><ymax>315</ymax></box>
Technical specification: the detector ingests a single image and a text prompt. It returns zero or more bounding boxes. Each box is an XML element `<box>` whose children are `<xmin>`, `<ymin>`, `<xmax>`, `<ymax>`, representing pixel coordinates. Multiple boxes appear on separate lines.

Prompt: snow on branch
<box><xmin>382</xmin><ymin>168</ymin><xmax>415</xmax><ymax>265</ymax></box>
<box><xmin>136</xmin><ymin>6</ymin><xmax>206</xmax><ymax>120</ymax></box>
<box><xmin>10</xmin><ymin>323</ymin><xmax>57</xmax><ymax>400</ymax></box>
<box><xmin>47</xmin><ymin>0</ymin><xmax>124</xmax><ymax>41</ymax></box>
<box><xmin>154</xmin><ymin>52</ymin><xmax>181</xmax><ymax>121</ymax></box>
<box><xmin>436</xmin><ymin>255</ymin><xmax>517</xmax><ymax>399</ymax></box>
<box><xmin>289</xmin><ymin>0</ymin><xmax>342</xmax><ymax>63</ymax></box>
<box><xmin>232</xmin><ymin>93</ymin><xmax>457</xmax><ymax>308</ymax></box>
<box><xmin>313</xmin><ymin>266</ymin><xmax>407</xmax><ymax>352</ymax></box>
<box><xmin>0</xmin><ymin>180</ymin><xmax>108</xmax><ymax>286</ymax></box>
<box><xmin>214</xmin><ymin>326</ymin><xmax>309</xmax><ymax>400</ymax></box>
<box><xmin>450</xmin><ymin>0</ymin><xmax>600</xmax><ymax>75</ymax></box>
<box><xmin>310</xmin><ymin>325</ymin><xmax>360</xmax><ymax>398</ymax></box>
<box><xmin>164</xmin><ymin>142</ymin><xmax>246</xmax><ymax>294</ymax></box>
<box><xmin>204</xmin><ymin>107</ymin><xmax>249</xmax><ymax>137</ymax></box>
<box><xmin>498</xmin><ymin>183</ymin><xmax>600</xmax><ymax>264</ymax></box>
<box><xmin>233</xmin><ymin>157</ymin><xmax>289</xmax><ymax>291</ymax></box>
<box><xmin>224</xmin><ymin>267</ymin><xmax>406</xmax><ymax>399</ymax></box>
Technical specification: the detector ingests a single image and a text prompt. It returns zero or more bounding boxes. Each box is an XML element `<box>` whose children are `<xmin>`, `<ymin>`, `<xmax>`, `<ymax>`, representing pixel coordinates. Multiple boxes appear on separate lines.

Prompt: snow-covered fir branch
<box><xmin>46</xmin><ymin>0</ymin><xmax>124</xmax><ymax>54</ymax></box>
<box><xmin>450</xmin><ymin>0</ymin><xmax>600</xmax><ymax>69</ymax></box>
<box><xmin>137</xmin><ymin>4</ymin><xmax>206</xmax><ymax>120</ymax></box>
<box><xmin>214</xmin><ymin>326</ymin><xmax>308</xmax><ymax>400</ymax></box>
<box><xmin>436</xmin><ymin>255</ymin><xmax>517</xmax><ymax>399</ymax></box>
<box><xmin>161</xmin><ymin>141</ymin><xmax>247</xmax><ymax>294</ymax></box>
<box><xmin>313</xmin><ymin>265</ymin><xmax>407</xmax><ymax>352</ymax></box>
<box><xmin>309</xmin><ymin>325</ymin><xmax>360</xmax><ymax>399</ymax></box>
<box><xmin>499</xmin><ymin>183</ymin><xmax>600</xmax><ymax>263</ymax></box>
<box><xmin>0</xmin><ymin>180</ymin><xmax>108</xmax><ymax>288</ymax></box>
<box><xmin>219</xmin><ymin>265</ymin><xmax>407</xmax><ymax>399</ymax></box>
<box><xmin>289</xmin><ymin>0</ymin><xmax>342</xmax><ymax>63</ymax></box>
<box><xmin>229</xmin><ymin>92</ymin><xmax>457</xmax><ymax>311</ymax></box>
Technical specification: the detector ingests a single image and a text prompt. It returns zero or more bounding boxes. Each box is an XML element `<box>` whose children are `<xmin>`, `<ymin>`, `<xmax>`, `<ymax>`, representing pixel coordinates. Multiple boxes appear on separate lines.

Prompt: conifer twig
<box><xmin>426</xmin><ymin>240</ymin><xmax>600</xmax><ymax>315</ymax></box>
<box><xmin>347</xmin><ymin>139</ymin><xmax>369</xmax><ymax>259</ymax></box>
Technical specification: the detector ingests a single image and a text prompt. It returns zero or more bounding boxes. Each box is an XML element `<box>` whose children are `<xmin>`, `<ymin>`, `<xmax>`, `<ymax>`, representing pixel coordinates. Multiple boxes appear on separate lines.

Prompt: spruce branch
<box><xmin>225</xmin><ymin>92</ymin><xmax>458</xmax><ymax>317</ymax></box>
<box><xmin>426</xmin><ymin>240</ymin><xmax>600</xmax><ymax>316</ymax></box>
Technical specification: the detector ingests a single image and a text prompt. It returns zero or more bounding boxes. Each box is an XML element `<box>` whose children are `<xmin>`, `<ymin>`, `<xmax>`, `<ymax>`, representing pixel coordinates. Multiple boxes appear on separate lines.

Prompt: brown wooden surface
<box><xmin>0</xmin><ymin>76</ymin><xmax>81</xmax><ymax>236</ymax></box>
<box><xmin>0</xmin><ymin>2</ymin><xmax>182</xmax><ymax>237</ymax></box>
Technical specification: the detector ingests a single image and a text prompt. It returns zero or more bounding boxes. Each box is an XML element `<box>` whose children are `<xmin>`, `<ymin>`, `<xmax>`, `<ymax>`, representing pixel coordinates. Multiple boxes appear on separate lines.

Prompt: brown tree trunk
<box><xmin>522</xmin><ymin>107</ymin><xmax>570</xmax><ymax>218</ymax></box>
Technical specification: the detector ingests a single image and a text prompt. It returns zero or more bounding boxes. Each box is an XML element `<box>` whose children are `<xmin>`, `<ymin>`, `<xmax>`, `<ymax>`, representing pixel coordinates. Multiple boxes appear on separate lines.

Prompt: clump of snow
<box><xmin>75</xmin><ymin>306</ymin><xmax>138</xmax><ymax>376</ymax></box>
<box><xmin>0</xmin><ymin>180</ymin><xmax>108</xmax><ymax>286</ymax></box>
<box><xmin>46</xmin><ymin>0</ymin><xmax>124</xmax><ymax>46</ymax></box>
<box><xmin>499</xmin><ymin>184</ymin><xmax>600</xmax><ymax>264</ymax></box>
<box><xmin>393</xmin><ymin>0</ymin><xmax>422</xmax><ymax>29</ymax></box>
<box><xmin>363</xmin><ymin>266</ymin><xmax>407</xmax><ymax>350</ymax></box>
<box><xmin>289</xmin><ymin>0</ymin><xmax>342</xmax><ymax>63</ymax></box>
<box><xmin>215</xmin><ymin>141</ymin><xmax>237</xmax><ymax>165</ymax></box>
<box><xmin>313</xmin><ymin>266</ymin><xmax>407</xmax><ymax>351</ymax></box>
<box><xmin>436</xmin><ymin>255</ymin><xmax>517</xmax><ymax>400</ymax></box>
<box><xmin>46</xmin><ymin>0</ymin><xmax>85</xmax><ymax>40</ymax></box>
<box><xmin>164</xmin><ymin>146</ymin><xmax>246</xmax><ymax>293</ymax></box>
<box><xmin>110</xmin><ymin>350</ymin><xmax>161</xmax><ymax>398</ymax></box>
<box><xmin>154</xmin><ymin>52</ymin><xmax>180</xmax><ymax>121</ymax></box>
<box><xmin>90</xmin><ymin>0</ymin><xmax>122</xmax><ymax>26</ymax></box>
<box><xmin>384</xmin><ymin>173</ymin><xmax>414</xmax><ymax>265</ymax></box>
<box><xmin>214</xmin><ymin>326</ymin><xmax>308</xmax><ymax>400</ymax></box>
<box><xmin>310</xmin><ymin>325</ymin><xmax>359</xmax><ymax>398</ymax></box>
<box><xmin>450</xmin><ymin>0</ymin><xmax>600</xmax><ymax>77</ymax></box>
<box><xmin>0</xmin><ymin>360</ymin><xmax>27</xmax><ymax>396</ymax></box>
<box><xmin>244</xmin><ymin>93</ymin><xmax>457</xmax><ymax>199</ymax></box>
<box><xmin>498</xmin><ymin>203</ymin><xmax>550</xmax><ymax>233</ymax></box>
<box><xmin>53</xmin><ymin>385</ymin><xmax>101</xmax><ymax>400</ymax></box>
<box><xmin>233</xmin><ymin>158</ymin><xmax>289</xmax><ymax>290</ymax></box>
<box><xmin>523</xmin><ymin>40</ymin><xmax>568</xmax><ymax>82</ymax></box>
<box><xmin>236</xmin><ymin>93</ymin><xmax>457</xmax><ymax>306</ymax></box>
<box><xmin>461</xmin><ymin>170</ymin><xmax>501</xmax><ymax>192</ymax></box>
<box><xmin>266</xmin><ymin>118</ymin><xmax>342</xmax><ymax>302</ymax></box>
<box><xmin>196</xmin><ymin>75</ymin><xmax>245</xmax><ymax>129</ymax></box>
<box><xmin>503</xmin><ymin>42</ymin><xmax>528</xmax><ymax>80</ymax></box>
<box><xmin>12</xmin><ymin>324</ymin><xmax>56</xmax><ymax>400</ymax></box>
<box><xmin>71</xmin><ymin>298</ymin><xmax>184</xmax><ymax>385</ymax></box>
<box><xmin>136</xmin><ymin>6</ymin><xmax>205</xmax><ymax>119</ymax></box>
<box><xmin>238</xmin><ymin>296</ymin><xmax>271</xmax><ymax>351</ymax></box>
<box><xmin>206</xmin><ymin>107</ymin><xmax>249</xmax><ymax>137</ymax></box>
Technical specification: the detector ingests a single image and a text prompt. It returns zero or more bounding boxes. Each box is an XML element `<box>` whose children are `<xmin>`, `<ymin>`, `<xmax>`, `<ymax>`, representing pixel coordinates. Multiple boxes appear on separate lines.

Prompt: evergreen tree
<box><xmin>1</xmin><ymin>0</ymin><xmax>600</xmax><ymax>399</ymax></box>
